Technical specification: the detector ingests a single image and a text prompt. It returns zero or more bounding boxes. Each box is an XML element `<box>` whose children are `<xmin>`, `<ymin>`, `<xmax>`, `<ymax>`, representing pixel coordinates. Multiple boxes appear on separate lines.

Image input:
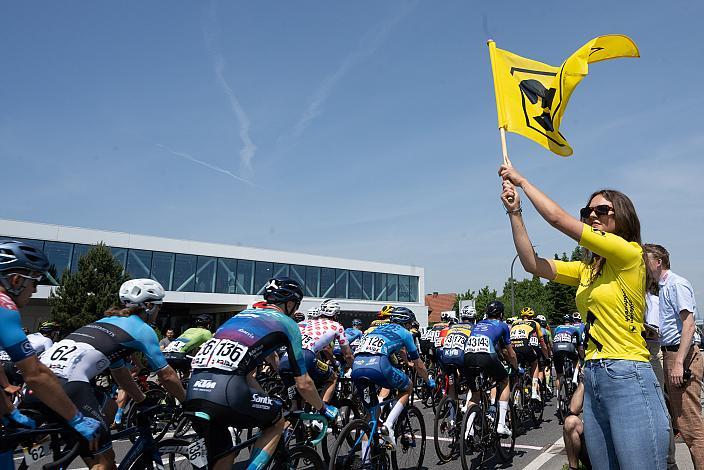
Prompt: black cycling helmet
<box><xmin>563</xmin><ymin>314</ymin><xmax>572</xmax><ymax>323</ymax></box>
<box><xmin>486</xmin><ymin>300</ymin><xmax>505</xmax><ymax>318</ymax></box>
<box><xmin>351</xmin><ymin>318</ymin><xmax>363</xmax><ymax>327</ymax></box>
<box><xmin>389</xmin><ymin>306</ymin><xmax>415</xmax><ymax>325</ymax></box>
<box><xmin>194</xmin><ymin>314</ymin><xmax>213</xmax><ymax>327</ymax></box>
<box><xmin>263</xmin><ymin>277</ymin><xmax>304</xmax><ymax>304</ymax></box>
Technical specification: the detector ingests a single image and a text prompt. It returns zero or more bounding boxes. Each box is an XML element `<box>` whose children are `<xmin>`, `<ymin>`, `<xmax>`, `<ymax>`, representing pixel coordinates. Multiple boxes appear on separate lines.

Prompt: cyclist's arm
<box><xmin>411</xmin><ymin>357</ymin><xmax>429</xmax><ymax>382</ymax></box>
<box><xmin>15</xmin><ymin>356</ymin><xmax>78</xmax><ymax>420</ymax></box>
<box><xmin>294</xmin><ymin>374</ymin><xmax>324</xmax><ymax>409</ymax></box>
<box><xmin>265</xmin><ymin>351</ymin><xmax>279</xmax><ymax>370</ymax></box>
<box><xmin>110</xmin><ymin>366</ymin><xmax>146</xmax><ymax>403</ymax></box>
<box><xmin>156</xmin><ymin>365</ymin><xmax>185</xmax><ymax>402</ymax></box>
<box><xmin>340</xmin><ymin>344</ymin><xmax>353</xmax><ymax>368</ymax></box>
<box><xmin>504</xmin><ymin>344</ymin><xmax>519</xmax><ymax>371</ymax></box>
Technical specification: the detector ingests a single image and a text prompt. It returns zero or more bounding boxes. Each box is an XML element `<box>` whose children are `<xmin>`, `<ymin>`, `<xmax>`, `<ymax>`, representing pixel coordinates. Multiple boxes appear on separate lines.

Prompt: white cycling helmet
<box><xmin>119</xmin><ymin>279</ymin><xmax>165</xmax><ymax>307</ymax></box>
<box><xmin>460</xmin><ymin>305</ymin><xmax>477</xmax><ymax>321</ymax></box>
<box><xmin>536</xmin><ymin>314</ymin><xmax>547</xmax><ymax>322</ymax></box>
<box><xmin>319</xmin><ymin>299</ymin><xmax>340</xmax><ymax>318</ymax></box>
<box><xmin>441</xmin><ymin>311</ymin><xmax>457</xmax><ymax>322</ymax></box>
<box><xmin>307</xmin><ymin>306</ymin><xmax>320</xmax><ymax>318</ymax></box>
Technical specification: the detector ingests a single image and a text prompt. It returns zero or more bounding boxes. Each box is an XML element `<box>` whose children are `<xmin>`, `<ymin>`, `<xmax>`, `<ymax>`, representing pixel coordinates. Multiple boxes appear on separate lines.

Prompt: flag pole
<box><xmin>488</xmin><ymin>39</ymin><xmax>514</xmax><ymax>200</ymax></box>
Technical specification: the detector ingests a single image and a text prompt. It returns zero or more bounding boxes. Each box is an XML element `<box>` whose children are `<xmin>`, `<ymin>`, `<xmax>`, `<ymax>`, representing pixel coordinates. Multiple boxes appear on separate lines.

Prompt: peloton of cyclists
<box><xmin>185</xmin><ymin>277</ymin><xmax>338</xmax><ymax>470</ymax></box>
<box><xmin>509</xmin><ymin>306</ymin><xmax>549</xmax><ymax>402</ymax></box>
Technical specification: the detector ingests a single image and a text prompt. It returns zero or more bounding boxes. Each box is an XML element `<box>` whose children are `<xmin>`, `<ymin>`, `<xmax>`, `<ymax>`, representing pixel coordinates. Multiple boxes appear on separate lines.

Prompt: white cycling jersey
<box><xmin>299</xmin><ymin>318</ymin><xmax>347</xmax><ymax>353</ymax></box>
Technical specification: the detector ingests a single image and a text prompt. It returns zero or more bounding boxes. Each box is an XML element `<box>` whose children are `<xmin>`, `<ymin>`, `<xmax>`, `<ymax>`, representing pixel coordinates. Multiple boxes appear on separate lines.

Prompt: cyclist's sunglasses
<box><xmin>580</xmin><ymin>204</ymin><xmax>614</xmax><ymax>219</ymax></box>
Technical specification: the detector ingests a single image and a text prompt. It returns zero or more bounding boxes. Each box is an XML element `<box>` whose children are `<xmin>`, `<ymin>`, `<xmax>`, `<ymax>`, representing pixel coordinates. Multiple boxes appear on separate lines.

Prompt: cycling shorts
<box><xmin>164</xmin><ymin>352</ymin><xmax>192</xmax><ymax>372</ymax></box>
<box><xmin>465</xmin><ymin>353</ymin><xmax>508</xmax><ymax>384</ymax></box>
<box><xmin>351</xmin><ymin>354</ymin><xmax>410</xmax><ymax>391</ymax></box>
<box><xmin>279</xmin><ymin>349</ymin><xmax>331</xmax><ymax>387</ymax></box>
<box><xmin>22</xmin><ymin>379</ymin><xmax>112</xmax><ymax>457</ymax></box>
<box><xmin>185</xmin><ymin>371</ymin><xmax>283</xmax><ymax>459</ymax></box>
<box><xmin>515</xmin><ymin>346</ymin><xmax>540</xmax><ymax>366</ymax></box>
<box><xmin>2</xmin><ymin>361</ymin><xmax>23</xmax><ymax>387</ymax></box>
<box><xmin>553</xmin><ymin>349</ymin><xmax>579</xmax><ymax>375</ymax></box>
<box><xmin>437</xmin><ymin>347</ymin><xmax>467</xmax><ymax>368</ymax></box>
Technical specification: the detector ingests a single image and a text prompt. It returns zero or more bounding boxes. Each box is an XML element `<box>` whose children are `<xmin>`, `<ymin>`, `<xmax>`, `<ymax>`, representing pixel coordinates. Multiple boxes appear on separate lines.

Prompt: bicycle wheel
<box><xmin>459</xmin><ymin>404</ymin><xmax>485</xmax><ymax>470</ymax></box>
<box><xmin>392</xmin><ymin>405</ymin><xmax>425</xmax><ymax>470</ymax></box>
<box><xmin>530</xmin><ymin>380</ymin><xmax>544</xmax><ymax>426</ymax></box>
<box><xmin>322</xmin><ymin>397</ymin><xmax>363</xmax><ymax>462</ymax></box>
<box><xmin>494</xmin><ymin>400</ymin><xmax>516</xmax><ymax>463</ymax></box>
<box><xmin>271</xmin><ymin>445</ymin><xmax>324</xmax><ymax>470</ymax></box>
<box><xmin>557</xmin><ymin>379</ymin><xmax>569</xmax><ymax>424</ymax></box>
<box><xmin>125</xmin><ymin>389</ymin><xmax>175</xmax><ymax>443</ymax></box>
<box><xmin>328</xmin><ymin>418</ymin><xmax>389</xmax><ymax>470</ymax></box>
<box><xmin>433</xmin><ymin>395</ymin><xmax>458</xmax><ymax>463</ymax></box>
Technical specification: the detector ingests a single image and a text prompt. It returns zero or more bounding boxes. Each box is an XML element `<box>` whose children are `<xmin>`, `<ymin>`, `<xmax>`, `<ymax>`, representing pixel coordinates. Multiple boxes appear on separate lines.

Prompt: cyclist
<box><xmin>365</xmin><ymin>305</ymin><xmax>394</xmax><ymax>332</ymax></box>
<box><xmin>185</xmin><ymin>277</ymin><xmax>337</xmax><ymax>470</ymax></box>
<box><xmin>572</xmin><ymin>311</ymin><xmax>585</xmax><ymax>343</ymax></box>
<box><xmin>344</xmin><ymin>318</ymin><xmax>364</xmax><ymax>351</ymax></box>
<box><xmin>351</xmin><ymin>306</ymin><xmax>434</xmax><ymax>446</ymax></box>
<box><xmin>29</xmin><ymin>321</ymin><xmax>62</xmax><ymax>355</ymax></box>
<box><xmin>510</xmin><ymin>306</ymin><xmax>548</xmax><ymax>401</ymax></box>
<box><xmin>38</xmin><ymin>278</ymin><xmax>186</xmax><ymax>469</ymax></box>
<box><xmin>437</xmin><ymin>305</ymin><xmax>478</xmax><ymax>414</ymax></box>
<box><xmin>553</xmin><ymin>314</ymin><xmax>584</xmax><ymax>398</ymax></box>
<box><xmin>536</xmin><ymin>314</ymin><xmax>553</xmax><ymax>393</ymax></box>
<box><xmin>465</xmin><ymin>300</ymin><xmax>519</xmax><ymax>436</ymax></box>
<box><xmin>0</xmin><ymin>241</ymin><xmax>101</xmax><ymax>466</ymax></box>
<box><xmin>281</xmin><ymin>299</ymin><xmax>353</xmax><ymax>403</ymax></box>
<box><xmin>163</xmin><ymin>314</ymin><xmax>214</xmax><ymax>373</ymax></box>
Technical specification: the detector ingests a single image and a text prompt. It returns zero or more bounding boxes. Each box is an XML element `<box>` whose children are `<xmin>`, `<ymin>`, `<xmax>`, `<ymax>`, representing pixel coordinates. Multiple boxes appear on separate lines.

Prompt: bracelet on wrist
<box><xmin>506</xmin><ymin>205</ymin><xmax>522</xmax><ymax>215</ymax></box>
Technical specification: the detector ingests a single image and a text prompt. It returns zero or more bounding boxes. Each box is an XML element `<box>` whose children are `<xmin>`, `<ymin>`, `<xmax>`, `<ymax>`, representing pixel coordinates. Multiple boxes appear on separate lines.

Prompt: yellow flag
<box><xmin>488</xmin><ymin>35</ymin><xmax>639</xmax><ymax>156</ymax></box>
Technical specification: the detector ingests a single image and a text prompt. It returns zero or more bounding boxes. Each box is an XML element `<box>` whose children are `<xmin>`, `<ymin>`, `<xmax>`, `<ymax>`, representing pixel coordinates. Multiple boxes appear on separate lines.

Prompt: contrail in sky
<box><xmin>203</xmin><ymin>0</ymin><xmax>257</xmax><ymax>172</ymax></box>
<box><xmin>288</xmin><ymin>2</ymin><xmax>418</xmax><ymax>139</ymax></box>
<box><xmin>156</xmin><ymin>144</ymin><xmax>259</xmax><ymax>188</ymax></box>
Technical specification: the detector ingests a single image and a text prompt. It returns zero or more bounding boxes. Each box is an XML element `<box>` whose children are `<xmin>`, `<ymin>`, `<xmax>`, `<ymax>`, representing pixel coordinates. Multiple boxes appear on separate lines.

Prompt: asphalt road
<box><xmin>15</xmin><ymin>393</ymin><xmax>696</xmax><ymax>469</ymax></box>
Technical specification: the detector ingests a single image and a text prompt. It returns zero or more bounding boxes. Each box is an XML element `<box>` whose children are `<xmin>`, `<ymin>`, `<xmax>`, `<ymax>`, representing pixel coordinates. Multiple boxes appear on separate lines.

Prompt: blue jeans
<box><xmin>583</xmin><ymin>359</ymin><xmax>670</xmax><ymax>470</ymax></box>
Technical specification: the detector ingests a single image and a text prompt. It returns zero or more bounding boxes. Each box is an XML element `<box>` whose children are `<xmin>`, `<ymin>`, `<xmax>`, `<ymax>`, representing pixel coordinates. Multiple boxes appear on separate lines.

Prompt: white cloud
<box><xmin>203</xmin><ymin>0</ymin><xmax>257</xmax><ymax>172</ymax></box>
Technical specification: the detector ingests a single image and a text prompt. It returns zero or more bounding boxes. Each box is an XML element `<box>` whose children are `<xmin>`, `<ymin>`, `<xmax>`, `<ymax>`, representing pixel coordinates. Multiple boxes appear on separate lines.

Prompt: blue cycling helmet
<box><xmin>0</xmin><ymin>241</ymin><xmax>50</xmax><ymax>275</ymax></box>
<box><xmin>352</xmin><ymin>318</ymin><xmax>363</xmax><ymax>328</ymax></box>
<box><xmin>263</xmin><ymin>277</ymin><xmax>304</xmax><ymax>304</ymax></box>
<box><xmin>389</xmin><ymin>306</ymin><xmax>415</xmax><ymax>325</ymax></box>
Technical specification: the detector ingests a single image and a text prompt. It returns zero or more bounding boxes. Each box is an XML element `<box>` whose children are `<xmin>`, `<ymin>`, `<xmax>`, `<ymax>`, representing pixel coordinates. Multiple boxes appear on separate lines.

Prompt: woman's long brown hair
<box><xmin>582</xmin><ymin>189</ymin><xmax>649</xmax><ymax>287</ymax></box>
<box><xmin>104</xmin><ymin>305</ymin><xmax>145</xmax><ymax>317</ymax></box>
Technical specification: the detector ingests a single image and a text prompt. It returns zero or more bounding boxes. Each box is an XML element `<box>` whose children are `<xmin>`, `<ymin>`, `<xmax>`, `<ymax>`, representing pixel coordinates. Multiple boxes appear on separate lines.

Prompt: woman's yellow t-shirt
<box><xmin>553</xmin><ymin>224</ymin><xmax>649</xmax><ymax>362</ymax></box>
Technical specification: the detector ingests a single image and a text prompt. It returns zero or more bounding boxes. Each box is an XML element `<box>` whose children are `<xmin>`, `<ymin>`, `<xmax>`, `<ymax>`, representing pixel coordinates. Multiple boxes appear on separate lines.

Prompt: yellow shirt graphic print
<box><xmin>553</xmin><ymin>225</ymin><xmax>648</xmax><ymax>362</ymax></box>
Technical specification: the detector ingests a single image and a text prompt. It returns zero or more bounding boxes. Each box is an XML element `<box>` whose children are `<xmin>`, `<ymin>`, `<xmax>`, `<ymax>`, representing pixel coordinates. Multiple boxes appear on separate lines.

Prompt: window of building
<box><xmin>254</xmin><ymin>261</ymin><xmax>273</xmax><ymax>295</ymax></box>
<box><xmin>236</xmin><ymin>260</ymin><xmax>254</xmax><ymax>295</ymax></box>
<box><xmin>195</xmin><ymin>256</ymin><xmax>216</xmax><ymax>293</ymax></box>
<box><xmin>320</xmin><ymin>268</ymin><xmax>335</xmax><ymax>298</ymax></box>
<box><xmin>386</xmin><ymin>274</ymin><xmax>398</xmax><ymax>302</ymax></box>
<box><xmin>70</xmin><ymin>244</ymin><xmax>91</xmax><ymax>273</ymax></box>
<box><xmin>110</xmin><ymin>247</ymin><xmax>127</xmax><ymax>269</ymax></box>
<box><xmin>362</xmin><ymin>272</ymin><xmax>374</xmax><ymax>300</ymax></box>
<box><xmin>273</xmin><ymin>263</ymin><xmax>289</xmax><ymax>278</ymax></box>
<box><xmin>150</xmin><ymin>252</ymin><xmax>175</xmax><ymax>290</ymax></box>
<box><xmin>173</xmin><ymin>254</ymin><xmax>197</xmax><ymax>292</ymax></box>
<box><xmin>127</xmin><ymin>249</ymin><xmax>153</xmax><ymax>280</ymax></box>
<box><xmin>349</xmin><ymin>271</ymin><xmax>363</xmax><ymax>300</ymax></box>
<box><xmin>43</xmin><ymin>241</ymin><xmax>73</xmax><ymax>282</ymax></box>
<box><xmin>305</xmin><ymin>267</ymin><xmax>320</xmax><ymax>297</ymax></box>
<box><xmin>335</xmin><ymin>269</ymin><xmax>348</xmax><ymax>299</ymax></box>
<box><xmin>398</xmin><ymin>275</ymin><xmax>410</xmax><ymax>302</ymax></box>
<box><xmin>409</xmin><ymin>276</ymin><xmax>419</xmax><ymax>302</ymax></box>
<box><xmin>374</xmin><ymin>273</ymin><xmax>387</xmax><ymax>301</ymax></box>
<box><xmin>290</xmin><ymin>265</ymin><xmax>305</xmax><ymax>293</ymax></box>
<box><xmin>216</xmin><ymin>258</ymin><xmax>238</xmax><ymax>294</ymax></box>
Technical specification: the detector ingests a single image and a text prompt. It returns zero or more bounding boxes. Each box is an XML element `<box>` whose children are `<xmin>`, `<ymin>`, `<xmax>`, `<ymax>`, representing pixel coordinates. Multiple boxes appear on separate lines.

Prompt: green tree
<box><xmin>49</xmin><ymin>243</ymin><xmax>130</xmax><ymax>331</ymax></box>
<box><xmin>545</xmin><ymin>252</ymin><xmax>578</xmax><ymax>325</ymax></box>
<box><xmin>475</xmin><ymin>286</ymin><xmax>498</xmax><ymax>316</ymax></box>
<box><xmin>501</xmin><ymin>275</ymin><xmax>551</xmax><ymax>318</ymax></box>
<box><xmin>452</xmin><ymin>289</ymin><xmax>475</xmax><ymax>312</ymax></box>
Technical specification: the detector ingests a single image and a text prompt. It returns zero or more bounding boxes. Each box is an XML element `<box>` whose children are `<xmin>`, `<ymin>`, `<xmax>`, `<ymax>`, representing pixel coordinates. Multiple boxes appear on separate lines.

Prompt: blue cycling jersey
<box><xmin>191</xmin><ymin>305</ymin><xmax>307</xmax><ymax>376</ymax></box>
<box><xmin>354</xmin><ymin>323</ymin><xmax>419</xmax><ymax>361</ymax></box>
<box><xmin>553</xmin><ymin>324</ymin><xmax>581</xmax><ymax>346</ymax></box>
<box><xmin>0</xmin><ymin>293</ymin><xmax>35</xmax><ymax>362</ymax></box>
<box><xmin>42</xmin><ymin>314</ymin><xmax>168</xmax><ymax>382</ymax></box>
<box><xmin>468</xmin><ymin>319</ymin><xmax>511</xmax><ymax>354</ymax></box>
<box><xmin>344</xmin><ymin>328</ymin><xmax>363</xmax><ymax>349</ymax></box>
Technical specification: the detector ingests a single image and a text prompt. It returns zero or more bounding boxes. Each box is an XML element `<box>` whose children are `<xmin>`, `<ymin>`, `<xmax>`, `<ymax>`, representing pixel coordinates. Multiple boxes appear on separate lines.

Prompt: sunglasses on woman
<box><xmin>580</xmin><ymin>204</ymin><xmax>614</xmax><ymax>219</ymax></box>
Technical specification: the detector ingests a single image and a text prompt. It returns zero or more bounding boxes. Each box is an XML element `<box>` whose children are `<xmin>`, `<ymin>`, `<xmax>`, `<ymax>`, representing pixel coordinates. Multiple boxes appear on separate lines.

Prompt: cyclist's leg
<box><xmin>249</xmin><ymin>417</ymin><xmax>285</xmax><ymax>470</ymax></box>
<box><xmin>553</xmin><ymin>351</ymin><xmax>565</xmax><ymax>394</ymax></box>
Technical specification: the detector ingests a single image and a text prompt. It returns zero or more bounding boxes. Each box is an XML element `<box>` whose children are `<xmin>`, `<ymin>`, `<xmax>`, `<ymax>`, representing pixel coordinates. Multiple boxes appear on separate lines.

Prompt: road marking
<box><xmin>432</xmin><ymin>435</ymin><xmax>545</xmax><ymax>451</ymax></box>
<box><xmin>521</xmin><ymin>436</ymin><xmax>565</xmax><ymax>470</ymax></box>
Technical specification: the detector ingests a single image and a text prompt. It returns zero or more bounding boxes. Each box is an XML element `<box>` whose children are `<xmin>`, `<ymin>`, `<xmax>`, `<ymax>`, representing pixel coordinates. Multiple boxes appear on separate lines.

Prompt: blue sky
<box><xmin>2</xmin><ymin>1</ymin><xmax>703</xmax><ymax>298</ymax></box>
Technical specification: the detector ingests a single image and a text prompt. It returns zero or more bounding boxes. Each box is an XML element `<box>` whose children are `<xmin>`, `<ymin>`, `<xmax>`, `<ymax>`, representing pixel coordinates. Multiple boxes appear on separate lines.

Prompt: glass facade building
<box><xmin>6</xmin><ymin>236</ymin><xmax>420</xmax><ymax>302</ymax></box>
